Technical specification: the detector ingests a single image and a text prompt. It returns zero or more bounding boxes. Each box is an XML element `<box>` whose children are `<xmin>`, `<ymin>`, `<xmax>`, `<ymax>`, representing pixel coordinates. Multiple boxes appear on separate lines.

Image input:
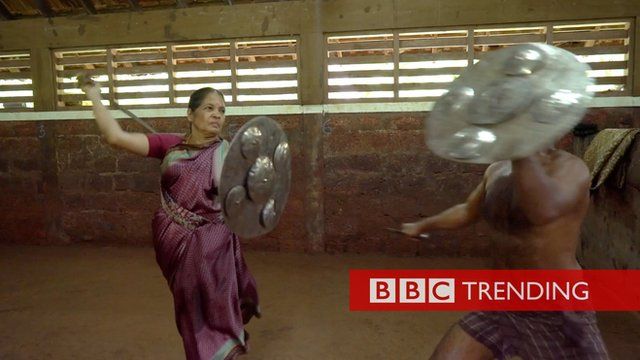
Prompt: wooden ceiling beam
<box><xmin>0</xmin><ymin>1</ymin><xmax>14</xmax><ymax>20</ymax></box>
<box><xmin>127</xmin><ymin>0</ymin><xmax>140</xmax><ymax>11</ymax></box>
<box><xmin>33</xmin><ymin>0</ymin><xmax>53</xmax><ymax>17</ymax></box>
<box><xmin>79</xmin><ymin>0</ymin><xmax>97</xmax><ymax>14</ymax></box>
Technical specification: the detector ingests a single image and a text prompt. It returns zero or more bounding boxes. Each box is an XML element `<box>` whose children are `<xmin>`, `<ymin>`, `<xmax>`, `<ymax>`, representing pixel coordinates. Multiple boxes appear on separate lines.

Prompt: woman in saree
<box><xmin>80</xmin><ymin>81</ymin><xmax>260</xmax><ymax>360</ymax></box>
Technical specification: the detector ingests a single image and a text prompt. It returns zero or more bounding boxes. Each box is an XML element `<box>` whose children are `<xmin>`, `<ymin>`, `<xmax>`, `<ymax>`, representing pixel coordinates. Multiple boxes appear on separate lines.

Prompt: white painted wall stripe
<box><xmin>0</xmin><ymin>97</ymin><xmax>638</xmax><ymax>122</ymax></box>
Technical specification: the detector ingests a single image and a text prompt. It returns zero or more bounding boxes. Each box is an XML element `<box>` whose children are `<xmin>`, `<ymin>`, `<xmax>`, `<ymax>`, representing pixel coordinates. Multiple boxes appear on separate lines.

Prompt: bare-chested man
<box><xmin>401</xmin><ymin>148</ymin><xmax>610</xmax><ymax>359</ymax></box>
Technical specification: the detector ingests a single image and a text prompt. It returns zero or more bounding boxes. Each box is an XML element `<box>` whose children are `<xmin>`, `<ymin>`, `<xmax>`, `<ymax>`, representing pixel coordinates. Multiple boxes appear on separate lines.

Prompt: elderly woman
<box><xmin>80</xmin><ymin>81</ymin><xmax>260</xmax><ymax>360</ymax></box>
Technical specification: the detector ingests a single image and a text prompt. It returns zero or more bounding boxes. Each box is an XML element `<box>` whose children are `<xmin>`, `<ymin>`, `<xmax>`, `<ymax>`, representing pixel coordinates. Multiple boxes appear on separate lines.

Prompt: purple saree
<box><xmin>147</xmin><ymin>133</ymin><xmax>260</xmax><ymax>360</ymax></box>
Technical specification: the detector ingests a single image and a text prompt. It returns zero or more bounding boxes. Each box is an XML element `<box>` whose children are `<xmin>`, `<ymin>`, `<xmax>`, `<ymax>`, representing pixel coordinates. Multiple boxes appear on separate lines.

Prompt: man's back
<box><xmin>481</xmin><ymin>149</ymin><xmax>591</xmax><ymax>269</ymax></box>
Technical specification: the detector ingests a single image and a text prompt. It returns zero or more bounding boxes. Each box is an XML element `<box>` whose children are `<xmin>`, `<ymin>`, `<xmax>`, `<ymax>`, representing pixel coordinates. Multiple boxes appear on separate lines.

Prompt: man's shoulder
<box><xmin>485</xmin><ymin>160</ymin><xmax>510</xmax><ymax>176</ymax></box>
<box><xmin>554</xmin><ymin>150</ymin><xmax>590</xmax><ymax>184</ymax></box>
<box><xmin>557</xmin><ymin>150</ymin><xmax>588</xmax><ymax>169</ymax></box>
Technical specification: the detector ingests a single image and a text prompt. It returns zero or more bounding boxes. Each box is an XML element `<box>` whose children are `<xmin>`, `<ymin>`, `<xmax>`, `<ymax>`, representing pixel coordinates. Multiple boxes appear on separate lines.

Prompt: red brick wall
<box><xmin>0</xmin><ymin>108</ymin><xmax>638</xmax><ymax>259</ymax></box>
<box><xmin>0</xmin><ymin>123</ymin><xmax>47</xmax><ymax>242</ymax></box>
<box><xmin>322</xmin><ymin>113</ymin><xmax>490</xmax><ymax>256</ymax></box>
<box><xmin>0</xmin><ymin>116</ymin><xmax>308</xmax><ymax>252</ymax></box>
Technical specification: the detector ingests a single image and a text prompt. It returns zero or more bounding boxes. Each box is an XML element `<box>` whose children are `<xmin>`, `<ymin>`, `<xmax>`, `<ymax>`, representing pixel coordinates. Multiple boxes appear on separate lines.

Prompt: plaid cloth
<box><xmin>583</xmin><ymin>128</ymin><xmax>640</xmax><ymax>189</ymax></box>
<box><xmin>459</xmin><ymin>311</ymin><xmax>609</xmax><ymax>360</ymax></box>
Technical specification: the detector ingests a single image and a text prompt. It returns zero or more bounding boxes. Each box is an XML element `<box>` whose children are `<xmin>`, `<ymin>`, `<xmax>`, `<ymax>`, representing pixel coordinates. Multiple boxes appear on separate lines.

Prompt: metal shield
<box><xmin>219</xmin><ymin>116</ymin><xmax>292</xmax><ymax>238</ymax></box>
<box><xmin>427</xmin><ymin>43</ymin><xmax>594</xmax><ymax>164</ymax></box>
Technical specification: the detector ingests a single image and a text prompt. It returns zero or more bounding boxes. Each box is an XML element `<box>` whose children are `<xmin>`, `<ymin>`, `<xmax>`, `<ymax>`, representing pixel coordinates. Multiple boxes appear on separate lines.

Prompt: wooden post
<box><xmin>167</xmin><ymin>45</ymin><xmax>176</xmax><ymax>105</ymax></box>
<box><xmin>30</xmin><ymin>48</ymin><xmax>68</xmax><ymax>242</ymax></box>
<box><xmin>299</xmin><ymin>0</ymin><xmax>325</xmax><ymax>252</ymax></box>
<box><xmin>31</xmin><ymin>47</ymin><xmax>57</xmax><ymax>111</ymax></box>
<box><xmin>632</xmin><ymin>17</ymin><xmax>639</xmax><ymax>96</ymax></box>
<box><xmin>230</xmin><ymin>40</ymin><xmax>238</xmax><ymax>104</ymax></box>
<box><xmin>393</xmin><ymin>31</ymin><xmax>400</xmax><ymax>100</ymax></box>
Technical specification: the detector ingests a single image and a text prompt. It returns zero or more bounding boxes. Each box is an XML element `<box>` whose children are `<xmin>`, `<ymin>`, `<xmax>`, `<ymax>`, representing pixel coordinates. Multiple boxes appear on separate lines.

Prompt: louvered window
<box><xmin>0</xmin><ymin>52</ymin><xmax>33</xmax><ymax>111</ymax></box>
<box><xmin>326</xmin><ymin>20</ymin><xmax>632</xmax><ymax>103</ymax></box>
<box><xmin>54</xmin><ymin>37</ymin><xmax>299</xmax><ymax>109</ymax></box>
<box><xmin>553</xmin><ymin>21</ymin><xmax>631</xmax><ymax>96</ymax></box>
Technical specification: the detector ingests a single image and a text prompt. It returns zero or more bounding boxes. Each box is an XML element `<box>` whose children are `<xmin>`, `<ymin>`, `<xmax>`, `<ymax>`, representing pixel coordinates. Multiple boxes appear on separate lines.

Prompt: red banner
<box><xmin>350</xmin><ymin>270</ymin><xmax>640</xmax><ymax>311</ymax></box>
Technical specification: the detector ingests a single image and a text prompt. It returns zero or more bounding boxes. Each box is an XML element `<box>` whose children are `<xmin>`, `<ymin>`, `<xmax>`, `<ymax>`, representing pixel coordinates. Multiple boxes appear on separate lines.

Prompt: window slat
<box><xmin>175</xmin><ymin>89</ymin><xmax>232</xmax><ymax>98</ymax></box>
<box><xmin>113</xmin><ymin>79</ymin><xmax>171</xmax><ymax>87</ymax></box>
<box><xmin>328</xmin><ymin>55</ymin><xmax>394</xmax><ymax>65</ymax></box>
<box><xmin>400</xmin><ymin>37</ymin><xmax>468</xmax><ymax>48</ymax></box>
<box><xmin>592</xmin><ymin>90</ymin><xmax>627</xmax><ymax>96</ymax></box>
<box><xmin>564</xmin><ymin>45</ymin><xmax>628</xmax><ymax>56</ymax></box>
<box><xmin>174</xmin><ymin>62</ymin><xmax>231</xmax><ymax>72</ymax></box>
<box><xmin>0</xmin><ymin>96</ymin><xmax>33</xmax><ymax>102</ymax></box>
<box><xmin>397</xmin><ymin>95</ymin><xmax>442</xmax><ymax>101</ymax></box>
<box><xmin>235</xmin><ymin>59</ymin><xmax>297</xmax><ymax>69</ymax></box>
<box><xmin>173</xmin><ymin>48</ymin><xmax>231</xmax><ymax>60</ymax></box>
<box><xmin>328</xmin><ymin>84</ymin><xmax>395</xmax><ymax>92</ymax></box>
<box><xmin>237</xmin><ymin>87</ymin><xmax>298</xmax><ymax>96</ymax></box>
<box><xmin>59</xmin><ymin>68</ymin><xmax>108</xmax><ymax>77</ymax></box>
<box><xmin>113</xmin><ymin>65</ymin><xmax>169</xmax><ymax>75</ymax></box>
<box><xmin>56</xmin><ymin>55</ymin><xmax>108</xmax><ymax>65</ymax></box>
<box><xmin>592</xmin><ymin>76</ymin><xmax>627</xmax><ymax>85</ymax></box>
<box><xmin>0</xmin><ymin>59</ymin><xmax>31</xmax><ymax>68</ymax></box>
<box><xmin>0</xmin><ymin>71</ymin><xmax>31</xmax><ymax>80</ymax></box>
<box><xmin>327</xmin><ymin>70</ymin><xmax>395</xmax><ymax>78</ymax></box>
<box><xmin>174</xmin><ymin>76</ymin><xmax>233</xmax><ymax>85</ymax></box>
<box><xmin>327</xmin><ymin>40</ymin><xmax>394</xmax><ymax>52</ymax></box>
<box><xmin>236</xmin><ymin>73</ymin><xmax>298</xmax><ymax>82</ymax></box>
<box><xmin>586</xmin><ymin>61</ymin><xmax>628</xmax><ymax>70</ymax></box>
<box><xmin>59</xmin><ymin>93</ymin><xmax>93</xmax><ymax>102</ymax></box>
<box><xmin>553</xmin><ymin>29</ymin><xmax>629</xmax><ymax>42</ymax></box>
<box><xmin>399</xmin><ymin>52</ymin><xmax>468</xmax><ymax>62</ymax></box>
<box><xmin>234</xmin><ymin>99</ymin><xmax>299</xmax><ymax>106</ymax></box>
<box><xmin>398</xmin><ymin>82</ymin><xmax>453</xmax><ymax>91</ymax></box>
<box><xmin>474</xmin><ymin>33</ymin><xmax>546</xmax><ymax>45</ymax></box>
<box><xmin>235</xmin><ymin>45</ymin><xmax>297</xmax><ymax>56</ymax></box>
<box><xmin>0</xmin><ymin>83</ymin><xmax>33</xmax><ymax>91</ymax></box>
<box><xmin>398</xmin><ymin>67</ymin><xmax>465</xmax><ymax>76</ymax></box>
<box><xmin>115</xmin><ymin>91</ymin><xmax>170</xmax><ymax>99</ymax></box>
<box><xmin>113</xmin><ymin>52</ymin><xmax>167</xmax><ymax>63</ymax></box>
<box><xmin>325</xmin><ymin>97</ymin><xmax>396</xmax><ymax>103</ymax></box>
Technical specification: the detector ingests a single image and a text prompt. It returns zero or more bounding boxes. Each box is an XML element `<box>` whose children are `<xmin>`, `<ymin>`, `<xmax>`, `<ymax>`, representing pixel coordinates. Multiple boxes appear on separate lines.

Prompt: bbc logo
<box><xmin>369</xmin><ymin>278</ymin><xmax>455</xmax><ymax>304</ymax></box>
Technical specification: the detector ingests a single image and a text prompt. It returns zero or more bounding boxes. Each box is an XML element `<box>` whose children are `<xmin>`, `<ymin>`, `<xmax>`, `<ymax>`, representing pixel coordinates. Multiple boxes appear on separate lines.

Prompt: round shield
<box><xmin>427</xmin><ymin>43</ymin><xmax>594</xmax><ymax>164</ymax></box>
<box><xmin>219</xmin><ymin>116</ymin><xmax>291</xmax><ymax>238</ymax></box>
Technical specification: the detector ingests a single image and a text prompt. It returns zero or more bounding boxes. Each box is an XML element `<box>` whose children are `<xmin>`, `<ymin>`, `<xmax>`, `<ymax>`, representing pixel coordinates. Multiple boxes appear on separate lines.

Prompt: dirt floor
<box><xmin>0</xmin><ymin>244</ymin><xmax>639</xmax><ymax>360</ymax></box>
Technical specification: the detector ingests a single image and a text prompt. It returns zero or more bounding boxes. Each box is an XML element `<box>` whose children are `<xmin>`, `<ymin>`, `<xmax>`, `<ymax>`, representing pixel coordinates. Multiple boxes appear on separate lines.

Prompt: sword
<box><xmin>385</xmin><ymin>227</ymin><xmax>430</xmax><ymax>240</ymax></box>
<box><xmin>111</xmin><ymin>102</ymin><xmax>158</xmax><ymax>134</ymax></box>
<box><xmin>76</xmin><ymin>72</ymin><xmax>158</xmax><ymax>134</ymax></box>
